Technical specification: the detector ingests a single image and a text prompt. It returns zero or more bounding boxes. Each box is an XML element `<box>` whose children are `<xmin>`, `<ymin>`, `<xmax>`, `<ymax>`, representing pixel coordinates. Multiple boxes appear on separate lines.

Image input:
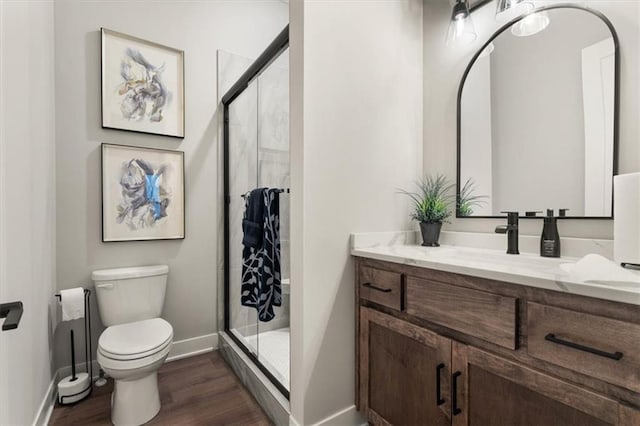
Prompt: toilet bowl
<box><xmin>93</xmin><ymin>265</ymin><xmax>172</xmax><ymax>426</ymax></box>
<box><xmin>98</xmin><ymin>318</ymin><xmax>173</xmax><ymax>425</ymax></box>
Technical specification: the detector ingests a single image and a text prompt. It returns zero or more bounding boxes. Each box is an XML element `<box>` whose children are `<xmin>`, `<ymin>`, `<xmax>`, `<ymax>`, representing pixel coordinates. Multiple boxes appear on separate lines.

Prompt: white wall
<box><xmin>424</xmin><ymin>0</ymin><xmax>639</xmax><ymax>238</ymax></box>
<box><xmin>290</xmin><ymin>1</ymin><xmax>423</xmax><ymax>423</ymax></box>
<box><xmin>0</xmin><ymin>1</ymin><xmax>57</xmax><ymax>424</ymax></box>
<box><xmin>54</xmin><ymin>0</ymin><xmax>288</xmax><ymax>369</ymax></box>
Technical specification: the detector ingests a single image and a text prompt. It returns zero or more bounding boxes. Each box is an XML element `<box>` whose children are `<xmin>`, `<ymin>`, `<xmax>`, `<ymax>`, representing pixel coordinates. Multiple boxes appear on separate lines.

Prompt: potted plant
<box><xmin>457</xmin><ymin>178</ymin><xmax>488</xmax><ymax>217</ymax></box>
<box><xmin>400</xmin><ymin>175</ymin><xmax>454</xmax><ymax>247</ymax></box>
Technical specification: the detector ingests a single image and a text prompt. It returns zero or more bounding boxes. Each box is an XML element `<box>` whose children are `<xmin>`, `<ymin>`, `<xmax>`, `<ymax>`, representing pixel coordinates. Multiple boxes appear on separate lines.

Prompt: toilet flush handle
<box><xmin>96</xmin><ymin>283</ymin><xmax>114</xmax><ymax>290</ymax></box>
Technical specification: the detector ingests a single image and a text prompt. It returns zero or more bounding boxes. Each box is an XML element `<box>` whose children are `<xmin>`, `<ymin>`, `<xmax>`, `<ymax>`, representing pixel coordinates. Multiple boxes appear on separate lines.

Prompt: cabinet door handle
<box><xmin>435</xmin><ymin>363</ymin><xmax>445</xmax><ymax>406</ymax></box>
<box><xmin>452</xmin><ymin>371</ymin><xmax>462</xmax><ymax>416</ymax></box>
<box><xmin>544</xmin><ymin>333</ymin><xmax>623</xmax><ymax>361</ymax></box>
<box><xmin>362</xmin><ymin>283</ymin><xmax>392</xmax><ymax>293</ymax></box>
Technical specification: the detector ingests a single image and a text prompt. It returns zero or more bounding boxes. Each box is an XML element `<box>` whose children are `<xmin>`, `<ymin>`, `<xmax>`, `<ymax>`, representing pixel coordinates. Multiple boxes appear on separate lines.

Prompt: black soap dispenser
<box><xmin>540</xmin><ymin>209</ymin><xmax>561</xmax><ymax>258</ymax></box>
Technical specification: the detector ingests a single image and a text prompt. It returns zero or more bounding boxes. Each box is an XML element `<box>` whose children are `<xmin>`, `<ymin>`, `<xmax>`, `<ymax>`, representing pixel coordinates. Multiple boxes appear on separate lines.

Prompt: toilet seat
<box><xmin>99</xmin><ymin>318</ymin><xmax>173</xmax><ymax>361</ymax></box>
<box><xmin>98</xmin><ymin>341</ymin><xmax>172</xmax><ymax>372</ymax></box>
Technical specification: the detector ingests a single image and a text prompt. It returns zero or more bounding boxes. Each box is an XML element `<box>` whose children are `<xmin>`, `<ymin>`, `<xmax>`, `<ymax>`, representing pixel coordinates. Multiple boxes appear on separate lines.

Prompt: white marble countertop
<box><xmin>351</xmin><ymin>232</ymin><xmax>640</xmax><ymax>306</ymax></box>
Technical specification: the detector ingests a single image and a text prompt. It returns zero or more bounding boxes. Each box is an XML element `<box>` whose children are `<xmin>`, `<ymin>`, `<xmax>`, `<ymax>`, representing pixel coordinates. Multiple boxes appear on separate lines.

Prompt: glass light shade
<box><xmin>495</xmin><ymin>0</ymin><xmax>533</xmax><ymax>22</ymax></box>
<box><xmin>446</xmin><ymin>1</ymin><xmax>477</xmax><ymax>47</ymax></box>
<box><xmin>511</xmin><ymin>11</ymin><xmax>550</xmax><ymax>37</ymax></box>
<box><xmin>479</xmin><ymin>42</ymin><xmax>495</xmax><ymax>58</ymax></box>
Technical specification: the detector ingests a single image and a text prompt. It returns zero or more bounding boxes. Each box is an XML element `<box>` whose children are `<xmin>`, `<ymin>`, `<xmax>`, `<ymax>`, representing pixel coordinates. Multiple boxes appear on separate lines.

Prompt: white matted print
<box><xmin>101</xmin><ymin>28</ymin><xmax>184</xmax><ymax>138</ymax></box>
<box><xmin>102</xmin><ymin>144</ymin><xmax>185</xmax><ymax>242</ymax></box>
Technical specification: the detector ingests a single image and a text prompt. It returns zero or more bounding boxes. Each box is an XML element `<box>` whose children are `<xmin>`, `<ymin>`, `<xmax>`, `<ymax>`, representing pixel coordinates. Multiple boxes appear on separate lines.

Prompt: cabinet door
<box><xmin>451</xmin><ymin>342</ymin><xmax>622</xmax><ymax>426</ymax></box>
<box><xmin>359</xmin><ymin>307</ymin><xmax>452</xmax><ymax>426</ymax></box>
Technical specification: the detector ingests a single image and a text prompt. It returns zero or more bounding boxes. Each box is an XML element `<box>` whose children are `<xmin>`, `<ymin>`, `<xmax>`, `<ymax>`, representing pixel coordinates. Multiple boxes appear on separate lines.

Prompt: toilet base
<box><xmin>111</xmin><ymin>372</ymin><xmax>160</xmax><ymax>426</ymax></box>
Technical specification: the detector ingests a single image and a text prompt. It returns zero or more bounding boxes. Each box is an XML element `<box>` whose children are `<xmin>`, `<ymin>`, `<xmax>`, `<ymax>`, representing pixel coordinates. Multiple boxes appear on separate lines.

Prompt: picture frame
<box><xmin>101</xmin><ymin>143</ymin><xmax>185</xmax><ymax>242</ymax></box>
<box><xmin>101</xmin><ymin>28</ymin><xmax>185</xmax><ymax>138</ymax></box>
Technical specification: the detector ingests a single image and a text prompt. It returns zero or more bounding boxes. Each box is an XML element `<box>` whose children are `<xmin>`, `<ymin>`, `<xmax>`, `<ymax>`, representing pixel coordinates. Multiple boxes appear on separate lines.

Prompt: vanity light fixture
<box><xmin>511</xmin><ymin>11</ymin><xmax>550</xmax><ymax>37</ymax></box>
<box><xmin>495</xmin><ymin>0</ymin><xmax>533</xmax><ymax>22</ymax></box>
<box><xmin>446</xmin><ymin>0</ymin><xmax>477</xmax><ymax>47</ymax></box>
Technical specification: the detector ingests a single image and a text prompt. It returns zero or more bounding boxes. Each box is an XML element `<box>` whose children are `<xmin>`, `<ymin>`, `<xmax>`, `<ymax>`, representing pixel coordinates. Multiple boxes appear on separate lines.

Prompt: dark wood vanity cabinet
<box><xmin>355</xmin><ymin>258</ymin><xmax>640</xmax><ymax>426</ymax></box>
<box><xmin>452</xmin><ymin>342</ymin><xmax>621</xmax><ymax>426</ymax></box>
<box><xmin>359</xmin><ymin>307</ymin><xmax>452</xmax><ymax>426</ymax></box>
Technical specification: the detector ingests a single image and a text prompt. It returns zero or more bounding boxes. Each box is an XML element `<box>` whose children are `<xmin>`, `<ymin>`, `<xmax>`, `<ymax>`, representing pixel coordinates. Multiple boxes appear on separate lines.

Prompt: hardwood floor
<box><xmin>49</xmin><ymin>351</ymin><xmax>272</xmax><ymax>425</ymax></box>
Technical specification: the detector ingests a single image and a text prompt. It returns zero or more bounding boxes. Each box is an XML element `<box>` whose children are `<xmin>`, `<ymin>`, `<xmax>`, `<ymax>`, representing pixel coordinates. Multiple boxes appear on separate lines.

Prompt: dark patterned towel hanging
<box><xmin>241</xmin><ymin>188</ymin><xmax>282</xmax><ymax>322</ymax></box>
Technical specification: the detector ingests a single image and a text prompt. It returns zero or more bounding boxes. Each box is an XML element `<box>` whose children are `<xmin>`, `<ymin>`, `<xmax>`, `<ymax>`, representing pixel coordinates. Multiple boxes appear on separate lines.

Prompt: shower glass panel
<box><xmin>223</xmin><ymin>32</ymin><xmax>289</xmax><ymax>397</ymax></box>
<box><xmin>256</xmin><ymin>49</ymin><xmax>290</xmax><ymax>390</ymax></box>
<box><xmin>228</xmin><ymin>79</ymin><xmax>259</xmax><ymax>356</ymax></box>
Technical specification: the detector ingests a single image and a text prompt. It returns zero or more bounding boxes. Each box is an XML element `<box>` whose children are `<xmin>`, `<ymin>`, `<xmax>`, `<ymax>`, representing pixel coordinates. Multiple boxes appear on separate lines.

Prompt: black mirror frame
<box><xmin>456</xmin><ymin>3</ymin><xmax>620</xmax><ymax>220</ymax></box>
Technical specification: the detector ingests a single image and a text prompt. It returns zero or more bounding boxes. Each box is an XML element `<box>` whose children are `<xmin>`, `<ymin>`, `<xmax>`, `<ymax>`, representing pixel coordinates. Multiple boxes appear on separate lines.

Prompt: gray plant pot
<box><xmin>420</xmin><ymin>222</ymin><xmax>442</xmax><ymax>247</ymax></box>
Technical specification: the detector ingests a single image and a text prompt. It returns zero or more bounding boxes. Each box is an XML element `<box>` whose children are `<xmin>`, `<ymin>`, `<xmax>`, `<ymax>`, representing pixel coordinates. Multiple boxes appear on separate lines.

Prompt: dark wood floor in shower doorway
<box><xmin>49</xmin><ymin>351</ymin><xmax>272</xmax><ymax>425</ymax></box>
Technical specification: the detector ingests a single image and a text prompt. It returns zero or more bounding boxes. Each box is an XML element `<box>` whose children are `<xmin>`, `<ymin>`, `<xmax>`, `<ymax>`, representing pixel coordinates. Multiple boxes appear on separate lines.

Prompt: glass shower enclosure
<box><xmin>222</xmin><ymin>27</ymin><xmax>290</xmax><ymax>397</ymax></box>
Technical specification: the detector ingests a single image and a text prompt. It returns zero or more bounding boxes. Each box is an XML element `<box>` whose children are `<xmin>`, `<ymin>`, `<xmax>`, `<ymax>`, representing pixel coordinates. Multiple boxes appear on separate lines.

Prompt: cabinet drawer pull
<box><xmin>544</xmin><ymin>333</ymin><xmax>623</xmax><ymax>361</ymax></box>
<box><xmin>362</xmin><ymin>283</ymin><xmax>392</xmax><ymax>293</ymax></box>
<box><xmin>436</xmin><ymin>363</ymin><xmax>445</xmax><ymax>406</ymax></box>
<box><xmin>452</xmin><ymin>371</ymin><xmax>462</xmax><ymax>416</ymax></box>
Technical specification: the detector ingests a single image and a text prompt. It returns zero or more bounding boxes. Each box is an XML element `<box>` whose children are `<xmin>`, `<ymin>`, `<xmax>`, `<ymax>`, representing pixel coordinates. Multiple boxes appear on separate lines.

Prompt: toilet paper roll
<box><xmin>58</xmin><ymin>372</ymin><xmax>90</xmax><ymax>404</ymax></box>
<box><xmin>614</xmin><ymin>173</ymin><xmax>640</xmax><ymax>265</ymax></box>
<box><xmin>59</xmin><ymin>288</ymin><xmax>85</xmax><ymax>321</ymax></box>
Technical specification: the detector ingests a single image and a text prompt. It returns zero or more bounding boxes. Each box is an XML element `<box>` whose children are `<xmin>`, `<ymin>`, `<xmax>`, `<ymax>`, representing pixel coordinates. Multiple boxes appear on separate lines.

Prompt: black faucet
<box><xmin>495</xmin><ymin>211</ymin><xmax>519</xmax><ymax>255</ymax></box>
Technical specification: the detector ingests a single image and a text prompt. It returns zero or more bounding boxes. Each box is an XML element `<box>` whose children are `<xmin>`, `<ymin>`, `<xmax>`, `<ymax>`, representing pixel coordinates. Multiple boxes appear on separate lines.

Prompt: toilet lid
<box><xmin>99</xmin><ymin>318</ymin><xmax>173</xmax><ymax>359</ymax></box>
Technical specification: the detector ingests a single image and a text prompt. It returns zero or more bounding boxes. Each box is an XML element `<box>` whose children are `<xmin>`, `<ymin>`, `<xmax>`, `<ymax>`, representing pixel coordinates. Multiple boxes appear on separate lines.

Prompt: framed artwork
<box><xmin>101</xmin><ymin>143</ymin><xmax>185</xmax><ymax>242</ymax></box>
<box><xmin>101</xmin><ymin>28</ymin><xmax>185</xmax><ymax>138</ymax></box>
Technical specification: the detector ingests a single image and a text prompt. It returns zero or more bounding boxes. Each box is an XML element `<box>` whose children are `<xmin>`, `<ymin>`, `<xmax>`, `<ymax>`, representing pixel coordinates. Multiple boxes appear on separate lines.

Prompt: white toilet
<box><xmin>93</xmin><ymin>265</ymin><xmax>173</xmax><ymax>426</ymax></box>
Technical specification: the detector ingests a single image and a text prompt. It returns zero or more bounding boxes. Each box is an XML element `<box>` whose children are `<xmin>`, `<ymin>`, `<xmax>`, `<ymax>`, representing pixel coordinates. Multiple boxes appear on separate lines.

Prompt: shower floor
<box><xmin>244</xmin><ymin>327</ymin><xmax>290</xmax><ymax>391</ymax></box>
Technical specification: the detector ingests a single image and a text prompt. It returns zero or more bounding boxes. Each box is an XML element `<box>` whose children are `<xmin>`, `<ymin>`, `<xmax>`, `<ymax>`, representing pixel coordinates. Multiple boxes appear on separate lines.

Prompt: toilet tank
<box><xmin>92</xmin><ymin>265</ymin><xmax>169</xmax><ymax>327</ymax></box>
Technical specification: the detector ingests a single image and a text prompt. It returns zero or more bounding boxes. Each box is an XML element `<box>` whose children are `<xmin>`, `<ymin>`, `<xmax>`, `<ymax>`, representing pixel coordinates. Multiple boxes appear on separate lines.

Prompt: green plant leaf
<box><xmin>398</xmin><ymin>174</ymin><xmax>455</xmax><ymax>224</ymax></box>
<box><xmin>457</xmin><ymin>178</ymin><xmax>488</xmax><ymax>217</ymax></box>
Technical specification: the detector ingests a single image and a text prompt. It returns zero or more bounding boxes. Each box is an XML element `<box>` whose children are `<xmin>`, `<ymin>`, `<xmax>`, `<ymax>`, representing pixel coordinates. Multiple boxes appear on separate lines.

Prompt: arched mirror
<box><xmin>457</xmin><ymin>5</ymin><xmax>619</xmax><ymax>219</ymax></box>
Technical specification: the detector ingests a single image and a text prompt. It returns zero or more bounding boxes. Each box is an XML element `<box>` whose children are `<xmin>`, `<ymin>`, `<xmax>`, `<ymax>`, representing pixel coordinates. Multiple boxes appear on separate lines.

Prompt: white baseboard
<box><xmin>167</xmin><ymin>332</ymin><xmax>218</xmax><ymax>362</ymax></box>
<box><xmin>289</xmin><ymin>416</ymin><xmax>301</xmax><ymax>426</ymax></box>
<box><xmin>289</xmin><ymin>405</ymin><xmax>366</xmax><ymax>426</ymax></box>
<box><xmin>32</xmin><ymin>376</ymin><xmax>57</xmax><ymax>426</ymax></box>
<box><xmin>310</xmin><ymin>405</ymin><xmax>367</xmax><ymax>426</ymax></box>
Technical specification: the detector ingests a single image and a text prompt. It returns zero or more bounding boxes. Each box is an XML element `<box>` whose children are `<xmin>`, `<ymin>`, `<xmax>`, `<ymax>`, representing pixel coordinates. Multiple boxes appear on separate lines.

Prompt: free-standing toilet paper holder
<box><xmin>55</xmin><ymin>289</ymin><xmax>93</xmax><ymax>404</ymax></box>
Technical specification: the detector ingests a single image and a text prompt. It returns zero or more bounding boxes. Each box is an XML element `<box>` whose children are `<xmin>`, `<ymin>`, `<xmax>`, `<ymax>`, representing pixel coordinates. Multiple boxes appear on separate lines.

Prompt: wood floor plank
<box><xmin>49</xmin><ymin>351</ymin><xmax>272</xmax><ymax>425</ymax></box>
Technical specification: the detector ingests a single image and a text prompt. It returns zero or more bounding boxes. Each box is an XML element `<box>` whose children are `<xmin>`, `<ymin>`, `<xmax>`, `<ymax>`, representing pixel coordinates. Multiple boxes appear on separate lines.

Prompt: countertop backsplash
<box><xmin>351</xmin><ymin>230</ymin><xmax>613</xmax><ymax>260</ymax></box>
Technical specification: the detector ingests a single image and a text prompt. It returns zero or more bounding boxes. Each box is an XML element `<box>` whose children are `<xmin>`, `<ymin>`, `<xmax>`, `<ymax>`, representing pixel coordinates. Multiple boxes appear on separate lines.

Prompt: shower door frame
<box><xmin>221</xmin><ymin>25</ymin><xmax>290</xmax><ymax>399</ymax></box>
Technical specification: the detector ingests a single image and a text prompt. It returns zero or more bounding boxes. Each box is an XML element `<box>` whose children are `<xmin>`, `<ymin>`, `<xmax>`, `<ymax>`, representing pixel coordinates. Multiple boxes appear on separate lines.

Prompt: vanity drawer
<box><xmin>405</xmin><ymin>277</ymin><xmax>517</xmax><ymax>349</ymax></box>
<box><xmin>527</xmin><ymin>302</ymin><xmax>640</xmax><ymax>393</ymax></box>
<box><xmin>359</xmin><ymin>266</ymin><xmax>403</xmax><ymax>311</ymax></box>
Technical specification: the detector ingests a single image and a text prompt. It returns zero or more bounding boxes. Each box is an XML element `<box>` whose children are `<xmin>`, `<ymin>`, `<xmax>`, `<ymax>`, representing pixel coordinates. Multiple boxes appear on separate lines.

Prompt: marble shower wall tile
<box><xmin>258</xmin><ymin>50</ymin><xmax>289</xmax><ymax>153</ymax></box>
<box><xmin>258</xmin><ymin>50</ymin><xmax>290</xmax><ymax>281</ymax></box>
<box><xmin>280</xmin><ymin>239</ymin><xmax>290</xmax><ymax>281</ymax></box>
